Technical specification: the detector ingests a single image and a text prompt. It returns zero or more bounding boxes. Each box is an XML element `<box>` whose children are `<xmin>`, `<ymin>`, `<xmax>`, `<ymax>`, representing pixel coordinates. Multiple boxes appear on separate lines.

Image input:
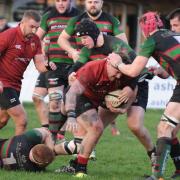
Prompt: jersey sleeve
<box><xmin>77</xmin><ymin>47</ymin><xmax>91</xmax><ymax>64</ymax></box>
<box><xmin>111</xmin><ymin>16</ymin><xmax>124</xmax><ymax>36</ymax></box>
<box><xmin>112</xmin><ymin>38</ymin><xmax>136</xmax><ymax>63</ymax></box>
<box><xmin>64</xmin><ymin>16</ymin><xmax>78</xmax><ymax>35</ymax></box>
<box><xmin>40</xmin><ymin>12</ymin><xmax>49</xmax><ymax>32</ymax></box>
<box><xmin>139</xmin><ymin>37</ymin><xmax>156</xmax><ymax>58</ymax></box>
<box><xmin>24</xmin><ymin>129</ymin><xmax>43</xmax><ymax>144</ymax></box>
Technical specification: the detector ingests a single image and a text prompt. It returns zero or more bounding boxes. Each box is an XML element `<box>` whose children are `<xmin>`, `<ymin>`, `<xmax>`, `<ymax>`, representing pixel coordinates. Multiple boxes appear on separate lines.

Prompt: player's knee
<box><xmin>16</xmin><ymin>116</ymin><xmax>27</xmax><ymax>128</ymax></box>
<box><xmin>160</xmin><ymin>114</ymin><xmax>179</xmax><ymax>128</ymax></box>
<box><xmin>32</xmin><ymin>93</ymin><xmax>45</xmax><ymax>104</ymax></box>
<box><xmin>128</xmin><ymin>123</ymin><xmax>141</xmax><ymax>133</ymax></box>
<box><xmin>92</xmin><ymin>122</ymin><xmax>104</xmax><ymax>135</ymax></box>
<box><xmin>158</xmin><ymin>114</ymin><xmax>178</xmax><ymax>137</ymax></box>
<box><xmin>49</xmin><ymin>90</ymin><xmax>63</xmax><ymax>110</ymax></box>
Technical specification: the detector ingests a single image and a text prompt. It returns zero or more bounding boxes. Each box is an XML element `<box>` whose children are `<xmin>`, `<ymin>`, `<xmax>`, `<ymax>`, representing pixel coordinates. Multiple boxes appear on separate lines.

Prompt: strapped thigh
<box><xmin>161</xmin><ymin>113</ymin><xmax>179</xmax><ymax>128</ymax></box>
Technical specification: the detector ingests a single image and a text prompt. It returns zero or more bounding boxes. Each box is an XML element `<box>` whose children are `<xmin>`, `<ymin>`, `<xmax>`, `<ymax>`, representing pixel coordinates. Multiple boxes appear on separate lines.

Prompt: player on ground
<box><xmin>0</xmin><ymin>127</ymin><xmax>54</xmax><ymax>171</ymax></box>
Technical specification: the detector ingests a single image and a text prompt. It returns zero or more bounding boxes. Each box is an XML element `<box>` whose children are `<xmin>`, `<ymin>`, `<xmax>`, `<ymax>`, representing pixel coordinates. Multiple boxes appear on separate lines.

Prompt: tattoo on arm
<box><xmin>81</xmin><ymin>111</ymin><xmax>98</xmax><ymax>126</ymax></box>
<box><xmin>65</xmin><ymin>80</ymin><xmax>85</xmax><ymax>111</ymax></box>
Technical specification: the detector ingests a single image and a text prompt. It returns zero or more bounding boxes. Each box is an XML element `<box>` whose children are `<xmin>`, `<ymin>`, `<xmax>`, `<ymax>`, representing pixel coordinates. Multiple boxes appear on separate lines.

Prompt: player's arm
<box><xmin>65</xmin><ymin>79</ymin><xmax>85</xmax><ymax>112</ymax></box>
<box><xmin>111</xmin><ymin>16</ymin><xmax>128</xmax><ymax>43</ymax></box>
<box><xmin>36</xmin><ymin>12</ymin><xmax>48</xmax><ymax>40</ymax></box>
<box><xmin>68</xmin><ymin>47</ymin><xmax>90</xmax><ymax>75</ymax></box>
<box><xmin>0</xmin><ymin>81</ymin><xmax>3</xmax><ymax>93</ymax></box>
<box><xmin>36</xmin><ymin>27</ymin><xmax>46</xmax><ymax>40</ymax></box>
<box><xmin>65</xmin><ymin>79</ymin><xmax>85</xmax><ymax>133</ymax></box>
<box><xmin>33</xmin><ymin>40</ymin><xmax>56</xmax><ymax>72</ymax></box>
<box><xmin>109</xmin><ymin>38</ymin><xmax>155</xmax><ymax>77</ymax></box>
<box><xmin>58</xmin><ymin>17</ymin><xmax>79</xmax><ymax>61</ymax></box>
<box><xmin>148</xmin><ymin>66</ymin><xmax>170</xmax><ymax>79</ymax></box>
<box><xmin>34</xmin><ymin>127</ymin><xmax>54</xmax><ymax>151</ymax></box>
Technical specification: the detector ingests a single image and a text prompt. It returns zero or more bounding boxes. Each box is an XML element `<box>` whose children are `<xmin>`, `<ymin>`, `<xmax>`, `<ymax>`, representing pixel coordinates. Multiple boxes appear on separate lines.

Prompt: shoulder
<box><xmin>0</xmin><ymin>27</ymin><xmax>17</xmax><ymax>41</ymax></box>
<box><xmin>101</xmin><ymin>12</ymin><xmax>119</xmax><ymax>22</ymax></box>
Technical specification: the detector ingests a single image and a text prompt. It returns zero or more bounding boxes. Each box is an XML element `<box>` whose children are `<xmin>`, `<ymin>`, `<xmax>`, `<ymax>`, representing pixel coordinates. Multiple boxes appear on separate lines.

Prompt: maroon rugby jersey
<box><xmin>0</xmin><ymin>26</ymin><xmax>42</xmax><ymax>91</ymax></box>
<box><xmin>76</xmin><ymin>59</ymin><xmax>136</xmax><ymax>107</ymax></box>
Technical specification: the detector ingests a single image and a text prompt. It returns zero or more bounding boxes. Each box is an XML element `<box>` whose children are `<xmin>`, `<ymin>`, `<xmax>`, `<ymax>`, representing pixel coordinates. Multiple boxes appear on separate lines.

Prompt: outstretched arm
<box><xmin>108</xmin><ymin>53</ymin><xmax>149</xmax><ymax>77</ymax></box>
<box><xmin>65</xmin><ymin>79</ymin><xmax>85</xmax><ymax>133</ymax></box>
<box><xmin>35</xmin><ymin>127</ymin><xmax>54</xmax><ymax>151</ymax></box>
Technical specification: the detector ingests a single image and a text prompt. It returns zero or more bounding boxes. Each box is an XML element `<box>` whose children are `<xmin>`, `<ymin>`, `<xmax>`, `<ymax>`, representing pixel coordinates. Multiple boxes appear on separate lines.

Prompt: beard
<box><xmin>87</xmin><ymin>9</ymin><xmax>101</xmax><ymax>17</ymax></box>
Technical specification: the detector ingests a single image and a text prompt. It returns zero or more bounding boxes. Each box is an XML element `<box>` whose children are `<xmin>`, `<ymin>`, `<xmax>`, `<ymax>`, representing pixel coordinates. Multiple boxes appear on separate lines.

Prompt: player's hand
<box><xmin>107</xmin><ymin>52</ymin><xmax>122</xmax><ymax>69</ymax></box>
<box><xmin>69</xmin><ymin>50</ymin><xmax>80</xmax><ymax>62</ymax></box>
<box><xmin>148</xmin><ymin>66</ymin><xmax>159</xmax><ymax>75</ymax></box>
<box><xmin>106</xmin><ymin>101</ymin><xmax>127</xmax><ymax>114</ymax></box>
<box><xmin>118</xmin><ymin>86</ymin><xmax>133</xmax><ymax>104</ymax></box>
<box><xmin>48</xmin><ymin>61</ymin><xmax>57</xmax><ymax>71</ymax></box>
<box><xmin>65</xmin><ymin>117</ymin><xmax>78</xmax><ymax>133</ymax></box>
<box><xmin>0</xmin><ymin>81</ymin><xmax>3</xmax><ymax>93</ymax></box>
<box><xmin>68</xmin><ymin>72</ymin><xmax>77</xmax><ymax>86</ymax></box>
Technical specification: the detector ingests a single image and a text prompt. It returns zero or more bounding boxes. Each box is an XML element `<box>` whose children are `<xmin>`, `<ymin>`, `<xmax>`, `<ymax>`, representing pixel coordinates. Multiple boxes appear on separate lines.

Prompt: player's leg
<box><xmin>128</xmin><ymin>81</ymin><xmax>155</xmax><ymax>159</ymax></box>
<box><xmin>110</xmin><ymin>120</ymin><xmax>120</xmax><ymax>136</ymax></box>
<box><xmin>32</xmin><ymin>73</ymin><xmax>48</xmax><ymax>127</ymax></box>
<box><xmin>170</xmin><ymin>124</ymin><xmax>180</xmax><ymax>178</ymax></box>
<box><xmin>47</xmin><ymin>64</ymin><xmax>70</xmax><ymax>143</ymax></box>
<box><xmin>0</xmin><ymin>88</ymin><xmax>27</xmax><ymax>135</ymax></box>
<box><xmin>0</xmin><ymin>108</ymin><xmax>10</xmax><ymax>129</ymax></box>
<box><xmin>147</xmin><ymin>84</ymin><xmax>180</xmax><ymax>179</ymax></box>
<box><xmin>127</xmin><ymin>106</ymin><xmax>155</xmax><ymax>153</ymax></box>
<box><xmin>74</xmin><ymin>108</ymin><xmax>104</xmax><ymax>177</ymax></box>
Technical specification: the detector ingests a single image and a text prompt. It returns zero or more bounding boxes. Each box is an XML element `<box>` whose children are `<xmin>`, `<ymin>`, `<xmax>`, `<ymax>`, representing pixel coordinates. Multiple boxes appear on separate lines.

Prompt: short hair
<box><xmin>31</xmin><ymin>144</ymin><xmax>55</xmax><ymax>167</ymax></box>
<box><xmin>22</xmin><ymin>10</ymin><xmax>41</xmax><ymax>22</ymax></box>
<box><xmin>166</xmin><ymin>8</ymin><xmax>180</xmax><ymax>21</ymax></box>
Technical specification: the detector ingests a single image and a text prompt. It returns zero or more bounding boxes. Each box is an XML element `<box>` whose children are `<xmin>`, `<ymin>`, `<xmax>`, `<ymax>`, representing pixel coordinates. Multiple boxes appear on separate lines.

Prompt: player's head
<box><xmin>21</xmin><ymin>10</ymin><xmax>41</xmax><ymax>37</ymax></box>
<box><xmin>55</xmin><ymin>0</ymin><xmax>72</xmax><ymax>14</ymax></box>
<box><xmin>166</xmin><ymin>8</ymin><xmax>180</xmax><ymax>33</ymax></box>
<box><xmin>29</xmin><ymin>144</ymin><xmax>55</xmax><ymax>167</ymax></box>
<box><xmin>75</xmin><ymin>18</ymin><xmax>100</xmax><ymax>48</ymax></box>
<box><xmin>139</xmin><ymin>11</ymin><xmax>164</xmax><ymax>38</ymax></box>
<box><xmin>106</xmin><ymin>53</ymin><xmax>123</xmax><ymax>81</ymax></box>
<box><xmin>85</xmin><ymin>0</ymin><xmax>103</xmax><ymax>17</ymax></box>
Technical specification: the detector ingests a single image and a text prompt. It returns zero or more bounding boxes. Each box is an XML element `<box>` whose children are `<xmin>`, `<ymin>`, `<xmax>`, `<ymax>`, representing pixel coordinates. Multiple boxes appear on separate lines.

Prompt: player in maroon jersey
<box><xmin>0</xmin><ymin>10</ymin><xmax>56</xmax><ymax>135</ymax></box>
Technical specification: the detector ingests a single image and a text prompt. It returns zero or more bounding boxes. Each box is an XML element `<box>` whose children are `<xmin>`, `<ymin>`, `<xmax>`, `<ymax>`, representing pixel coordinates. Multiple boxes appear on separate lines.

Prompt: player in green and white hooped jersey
<box><xmin>32</xmin><ymin>0</ymin><xmax>79</xmax><ymax>143</ymax></box>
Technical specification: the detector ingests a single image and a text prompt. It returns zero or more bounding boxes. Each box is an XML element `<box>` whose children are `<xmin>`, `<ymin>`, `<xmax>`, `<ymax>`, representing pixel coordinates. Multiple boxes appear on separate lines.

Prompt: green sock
<box><xmin>153</xmin><ymin>137</ymin><xmax>171</xmax><ymax>178</ymax></box>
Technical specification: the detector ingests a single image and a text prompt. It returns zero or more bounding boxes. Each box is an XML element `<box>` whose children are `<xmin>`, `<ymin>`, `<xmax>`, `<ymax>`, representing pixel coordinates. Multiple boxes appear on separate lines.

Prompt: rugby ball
<box><xmin>105</xmin><ymin>90</ymin><xmax>128</xmax><ymax>108</ymax></box>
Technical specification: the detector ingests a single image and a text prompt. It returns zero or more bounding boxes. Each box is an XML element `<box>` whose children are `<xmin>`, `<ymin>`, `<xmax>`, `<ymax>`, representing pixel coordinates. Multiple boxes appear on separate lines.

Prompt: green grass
<box><xmin>0</xmin><ymin>103</ymin><xmax>178</xmax><ymax>180</ymax></box>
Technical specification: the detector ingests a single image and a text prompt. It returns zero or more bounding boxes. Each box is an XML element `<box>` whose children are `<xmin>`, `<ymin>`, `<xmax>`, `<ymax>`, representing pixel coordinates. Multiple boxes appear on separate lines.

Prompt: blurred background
<box><xmin>0</xmin><ymin>0</ymin><xmax>179</xmax><ymax>108</ymax></box>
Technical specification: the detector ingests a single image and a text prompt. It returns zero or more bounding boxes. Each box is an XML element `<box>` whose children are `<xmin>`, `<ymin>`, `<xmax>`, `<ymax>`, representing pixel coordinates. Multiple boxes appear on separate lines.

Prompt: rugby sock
<box><xmin>56</xmin><ymin>114</ymin><xmax>67</xmax><ymax>140</ymax></box>
<box><xmin>170</xmin><ymin>137</ymin><xmax>180</xmax><ymax>171</ymax></box>
<box><xmin>49</xmin><ymin>112</ymin><xmax>61</xmax><ymax>141</ymax></box>
<box><xmin>76</xmin><ymin>155</ymin><xmax>88</xmax><ymax>173</ymax></box>
<box><xmin>153</xmin><ymin>137</ymin><xmax>171</xmax><ymax>178</ymax></box>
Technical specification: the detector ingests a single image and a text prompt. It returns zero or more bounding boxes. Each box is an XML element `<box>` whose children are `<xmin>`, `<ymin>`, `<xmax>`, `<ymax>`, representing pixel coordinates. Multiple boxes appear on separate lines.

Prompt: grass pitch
<box><xmin>0</xmin><ymin>103</ymin><xmax>177</xmax><ymax>180</ymax></box>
